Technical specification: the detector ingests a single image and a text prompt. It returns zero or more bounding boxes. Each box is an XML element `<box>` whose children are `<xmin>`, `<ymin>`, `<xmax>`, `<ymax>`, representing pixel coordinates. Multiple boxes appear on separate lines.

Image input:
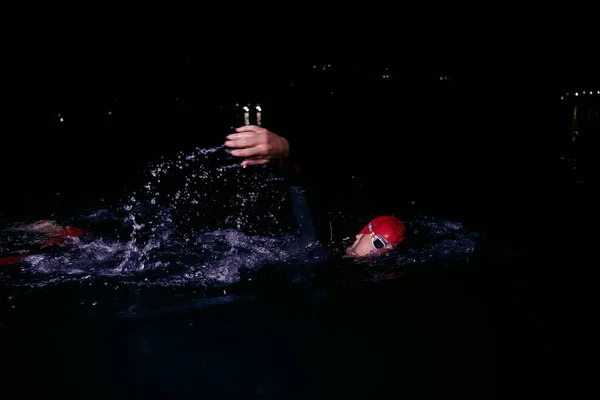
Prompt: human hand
<box><xmin>224</xmin><ymin>125</ymin><xmax>290</xmax><ymax>166</ymax></box>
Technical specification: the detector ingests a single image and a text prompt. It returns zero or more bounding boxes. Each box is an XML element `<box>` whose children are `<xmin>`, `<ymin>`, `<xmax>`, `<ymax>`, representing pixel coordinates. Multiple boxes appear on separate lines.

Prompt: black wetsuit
<box><xmin>275</xmin><ymin>161</ymin><xmax>319</xmax><ymax>248</ymax></box>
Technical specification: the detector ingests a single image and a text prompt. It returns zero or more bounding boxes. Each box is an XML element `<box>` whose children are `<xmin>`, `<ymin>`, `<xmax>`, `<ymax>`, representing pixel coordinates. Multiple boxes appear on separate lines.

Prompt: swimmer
<box><xmin>345</xmin><ymin>215</ymin><xmax>406</xmax><ymax>257</ymax></box>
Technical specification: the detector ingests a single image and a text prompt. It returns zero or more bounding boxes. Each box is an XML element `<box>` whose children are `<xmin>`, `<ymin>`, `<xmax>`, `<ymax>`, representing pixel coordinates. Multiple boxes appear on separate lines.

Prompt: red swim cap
<box><xmin>360</xmin><ymin>215</ymin><xmax>406</xmax><ymax>246</ymax></box>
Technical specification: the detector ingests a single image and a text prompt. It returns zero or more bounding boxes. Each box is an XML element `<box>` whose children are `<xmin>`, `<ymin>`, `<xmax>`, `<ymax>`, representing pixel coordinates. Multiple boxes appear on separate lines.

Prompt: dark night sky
<box><xmin>8</xmin><ymin>4</ymin><xmax>598</xmax><ymax>102</ymax></box>
<box><xmin>5</xmin><ymin>12</ymin><xmax>597</xmax><ymax>187</ymax></box>
<box><xmin>0</xmin><ymin>6</ymin><xmax>596</xmax><ymax>228</ymax></box>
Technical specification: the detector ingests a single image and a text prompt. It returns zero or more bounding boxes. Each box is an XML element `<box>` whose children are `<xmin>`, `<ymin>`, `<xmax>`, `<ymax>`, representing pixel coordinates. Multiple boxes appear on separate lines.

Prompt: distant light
<box><xmin>583</xmin><ymin>91</ymin><xmax>586</xmax><ymax>94</ymax></box>
<box><xmin>108</xmin><ymin>111</ymin><xmax>112</xmax><ymax>115</ymax></box>
<box><xmin>561</xmin><ymin>96</ymin><xmax>564</xmax><ymax>100</ymax></box>
<box><xmin>60</xmin><ymin>117</ymin><xmax>64</xmax><ymax>122</ymax></box>
<box><xmin>597</xmin><ymin>91</ymin><xmax>600</xmax><ymax>94</ymax></box>
<box><xmin>440</xmin><ymin>76</ymin><xmax>443</xmax><ymax>80</ymax></box>
<box><xmin>312</xmin><ymin>65</ymin><xmax>317</xmax><ymax>69</ymax></box>
<box><xmin>575</xmin><ymin>92</ymin><xmax>579</xmax><ymax>96</ymax></box>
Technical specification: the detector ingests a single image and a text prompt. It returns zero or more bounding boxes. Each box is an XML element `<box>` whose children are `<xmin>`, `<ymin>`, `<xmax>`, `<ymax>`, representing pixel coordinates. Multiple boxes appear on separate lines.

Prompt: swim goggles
<box><xmin>368</xmin><ymin>223</ymin><xmax>388</xmax><ymax>250</ymax></box>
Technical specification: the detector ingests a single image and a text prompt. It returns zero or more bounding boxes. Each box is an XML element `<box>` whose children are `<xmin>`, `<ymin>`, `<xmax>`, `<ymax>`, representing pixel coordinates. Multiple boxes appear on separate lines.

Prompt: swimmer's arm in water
<box><xmin>0</xmin><ymin>253</ymin><xmax>29</xmax><ymax>267</ymax></box>
<box><xmin>13</xmin><ymin>220</ymin><xmax>66</xmax><ymax>235</ymax></box>
<box><xmin>1</xmin><ymin>220</ymin><xmax>84</xmax><ymax>267</ymax></box>
<box><xmin>12</xmin><ymin>220</ymin><xmax>78</xmax><ymax>247</ymax></box>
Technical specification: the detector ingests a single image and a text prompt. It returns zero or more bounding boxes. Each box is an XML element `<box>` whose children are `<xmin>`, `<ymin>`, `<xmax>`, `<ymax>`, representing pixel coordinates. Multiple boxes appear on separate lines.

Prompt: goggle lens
<box><xmin>372</xmin><ymin>236</ymin><xmax>386</xmax><ymax>249</ymax></box>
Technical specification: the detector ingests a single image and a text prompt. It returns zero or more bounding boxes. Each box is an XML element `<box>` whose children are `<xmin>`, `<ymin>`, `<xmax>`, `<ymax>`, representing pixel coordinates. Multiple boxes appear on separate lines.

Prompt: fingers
<box><xmin>224</xmin><ymin>137</ymin><xmax>255</xmax><ymax>149</ymax></box>
<box><xmin>225</xmin><ymin>132</ymin><xmax>251</xmax><ymax>141</ymax></box>
<box><xmin>225</xmin><ymin>125</ymin><xmax>266</xmax><ymax>140</ymax></box>
<box><xmin>234</xmin><ymin>125</ymin><xmax>262</xmax><ymax>133</ymax></box>
<box><xmin>224</xmin><ymin>125</ymin><xmax>260</xmax><ymax>139</ymax></box>
<box><xmin>240</xmin><ymin>158</ymin><xmax>269</xmax><ymax>166</ymax></box>
<box><xmin>225</xmin><ymin>128</ymin><xmax>265</xmax><ymax>149</ymax></box>
<box><xmin>229</xmin><ymin>147</ymin><xmax>264</xmax><ymax>158</ymax></box>
<box><xmin>223</xmin><ymin>125</ymin><xmax>275</xmax><ymax>165</ymax></box>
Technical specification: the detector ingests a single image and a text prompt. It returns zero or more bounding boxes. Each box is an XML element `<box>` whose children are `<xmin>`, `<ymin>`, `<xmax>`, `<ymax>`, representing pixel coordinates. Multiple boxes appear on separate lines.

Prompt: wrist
<box><xmin>279</xmin><ymin>136</ymin><xmax>290</xmax><ymax>159</ymax></box>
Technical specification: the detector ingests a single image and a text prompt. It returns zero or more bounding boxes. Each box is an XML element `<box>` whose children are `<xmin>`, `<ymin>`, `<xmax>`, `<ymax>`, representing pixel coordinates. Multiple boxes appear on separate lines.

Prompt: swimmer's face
<box><xmin>345</xmin><ymin>232</ymin><xmax>391</xmax><ymax>257</ymax></box>
<box><xmin>346</xmin><ymin>217</ymin><xmax>405</xmax><ymax>258</ymax></box>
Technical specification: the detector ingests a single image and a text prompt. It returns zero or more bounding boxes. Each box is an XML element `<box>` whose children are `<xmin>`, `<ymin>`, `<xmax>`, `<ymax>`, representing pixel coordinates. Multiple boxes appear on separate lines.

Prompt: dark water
<box><xmin>0</xmin><ymin>141</ymin><xmax>488</xmax><ymax>398</ymax></box>
<box><xmin>1</xmin><ymin>80</ymin><xmax>595</xmax><ymax>398</ymax></box>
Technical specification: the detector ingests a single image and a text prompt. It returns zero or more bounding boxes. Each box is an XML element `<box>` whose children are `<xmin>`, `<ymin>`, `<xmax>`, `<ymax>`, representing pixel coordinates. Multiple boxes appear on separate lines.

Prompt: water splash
<box><xmin>1</xmin><ymin>145</ymin><xmax>301</xmax><ymax>289</ymax></box>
